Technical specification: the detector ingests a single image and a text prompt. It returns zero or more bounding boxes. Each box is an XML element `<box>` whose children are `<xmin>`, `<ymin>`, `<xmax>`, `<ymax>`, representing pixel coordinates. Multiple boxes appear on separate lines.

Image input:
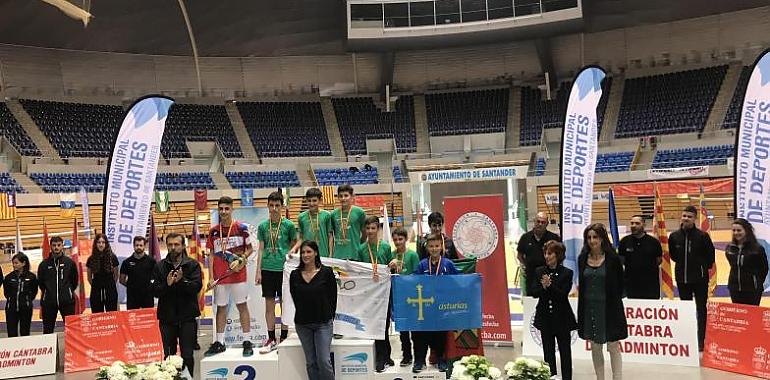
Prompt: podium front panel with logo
<box><xmin>279</xmin><ymin>335</ymin><xmax>374</xmax><ymax>380</ymax></box>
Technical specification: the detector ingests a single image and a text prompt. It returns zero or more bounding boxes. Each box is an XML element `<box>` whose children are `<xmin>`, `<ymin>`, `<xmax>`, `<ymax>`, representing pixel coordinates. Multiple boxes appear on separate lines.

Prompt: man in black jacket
<box><xmin>517</xmin><ymin>212</ymin><xmax>561</xmax><ymax>296</ymax></box>
<box><xmin>669</xmin><ymin>205</ymin><xmax>715</xmax><ymax>351</ymax></box>
<box><xmin>151</xmin><ymin>232</ymin><xmax>202</xmax><ymax>374</ymax></box>
<box><xmin>37</xmin><ymin>236</ymin><xmax>79</xmax><ymax>334</ymax></box>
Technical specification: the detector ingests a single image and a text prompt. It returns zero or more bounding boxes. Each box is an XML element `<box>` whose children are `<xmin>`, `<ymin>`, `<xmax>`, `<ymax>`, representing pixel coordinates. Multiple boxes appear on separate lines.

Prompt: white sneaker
<box><xmin>259</xmin><ymin>338</ymin><xmax>278</xmax><ymax>354</ymax></box>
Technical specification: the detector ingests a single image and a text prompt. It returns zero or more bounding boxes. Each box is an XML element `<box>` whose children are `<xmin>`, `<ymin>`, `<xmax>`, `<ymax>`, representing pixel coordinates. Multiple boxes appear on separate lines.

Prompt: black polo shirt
<box><xmin>120</xmin><ymin>254</ymin><xmax>157</xmax><ymax>294</ymax></box>
<box><xmin>517</xmin><ymin>230</ymin><xmax>560</xmax><ymax>293</ymax></box>
<box><xmin>618</xmin><ymin>233</ymin><xmax>663</xmax><ymax>299</ymax></box>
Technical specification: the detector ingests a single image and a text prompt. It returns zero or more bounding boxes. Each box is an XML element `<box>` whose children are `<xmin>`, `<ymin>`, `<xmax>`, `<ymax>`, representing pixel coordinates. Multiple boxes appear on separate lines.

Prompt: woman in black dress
<box><xmin>577</xmin><ymin>223</ymin><xmax>627</xmax><ymax>380</ymax></box>
<box><xmin>532</xmin><ymin>240</ymin><xmax>576</xmax><ymax>380</ymax></box>
<box><xmin>725</xmin><ymin>218</ymin><xmax>769</xmax><ymax>305</ymax></box>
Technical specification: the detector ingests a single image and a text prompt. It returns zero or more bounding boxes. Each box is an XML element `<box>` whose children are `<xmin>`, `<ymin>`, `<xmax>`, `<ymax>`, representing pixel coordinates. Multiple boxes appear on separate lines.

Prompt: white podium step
<box><xmin>279</xmin><ymin>334</ymin><xmax>375</xmax><ymax>380</ymax></box>
<box><xmin>373</xmin><ymin>365</ymin><xmax>446</xmax><ymax>380</ymax></box>
<box><xmin>200</xmin><ymin>348</ymin><xmax>279</xmax><ymax>380</ymax></box>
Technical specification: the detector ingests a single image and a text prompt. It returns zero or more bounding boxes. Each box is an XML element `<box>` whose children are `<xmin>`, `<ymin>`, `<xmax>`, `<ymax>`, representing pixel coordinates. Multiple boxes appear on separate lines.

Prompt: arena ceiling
<box><xmin>0</xmin><ymin>0</ymin><xmax>766</xmax><ymax>57</ymax></box>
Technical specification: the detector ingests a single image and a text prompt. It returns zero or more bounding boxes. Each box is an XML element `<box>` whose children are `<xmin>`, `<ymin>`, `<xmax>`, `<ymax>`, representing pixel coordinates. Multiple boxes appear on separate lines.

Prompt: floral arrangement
<box><xmin>450</xmin><ymin>355</ymin><xmax>503</xmax><ymax>380</ymax></box>
<box><xmin>95</xmin><ymin>355</ymin><xmax>187</xmax><ymax>380</ymax></box>
<box><xmin>503</xmin><ymin>357</ymin><xmax>551</xmax><ymax>380</ymax></box>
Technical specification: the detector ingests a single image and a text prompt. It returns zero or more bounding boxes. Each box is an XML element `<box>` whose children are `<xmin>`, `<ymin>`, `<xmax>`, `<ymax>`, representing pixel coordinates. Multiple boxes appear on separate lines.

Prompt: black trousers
<box><xmin>540</xmin><ymin>328</ymin><xmax>572</xmax><ymax>380</ymax></box>
<box><xmin>413</xmin><ymin>331</ymin><xmax>446</xmax><ymax>365</ymax></box>
<box><xmin>400</xmin><ymin>331</ymin><xmax>413</xmax><ymax>360</ymax></box>
<box><xmin>160</xmin><ymin>320</ymin><xmax>196</xmax><ymax>374</ymax></box>
<box><xmin>677</xmin><ymin>281</ymin><xmax>708</xmax><ymax>349</ymax></box>
<box><xmin>6</xmin><ymin>307</ymin><xmax>33</xmax><ymax>337</ymax></box>
<box><xmin>90</xmin><ymin>285</ymin><xmax>118</xmax><ymax>313</ymax></box>
<box><xmin>42</xmin><ymin>303</ymin><xmax>76</xmax><ymax>334</ymax></box>
<box><xmin>126</xmin><ymin>291</ymin><xmax>155</xmax><ymax>310</ymax></box>
<box><xmin>730</xmin><ymin>290</ymin><xmax>763</xmax><ymax>306</ymax></box>
<box><xmin>375</xmin><ymin>294</ymin><xmax>393</xmax><ymax>365</ymax></box>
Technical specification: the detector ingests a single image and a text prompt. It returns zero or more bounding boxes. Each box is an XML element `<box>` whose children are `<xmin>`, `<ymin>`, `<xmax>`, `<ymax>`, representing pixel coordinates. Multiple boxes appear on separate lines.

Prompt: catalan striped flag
<box><xmin>654</xmin><ymin>186</ymin><xmax>674</xmax><ymax>299</ymax></box>
<box><xmin>189</xmin><ymin>212</ymin><xmax>206</xmax><ymax>313</ymax></box>
<box><xmin>699</xmin><ymin>185</ymin><xmax>717</xmax><ymax>297</ymax></box>
<box><xmin>0</xmin><ymin>192</ymin><xmax>17</xmax><ymax>220</ymax></box>
<box><xmin>321</xmin><ymin>186</ymin><xmax>335</xmax><ymax>207</ymax></box>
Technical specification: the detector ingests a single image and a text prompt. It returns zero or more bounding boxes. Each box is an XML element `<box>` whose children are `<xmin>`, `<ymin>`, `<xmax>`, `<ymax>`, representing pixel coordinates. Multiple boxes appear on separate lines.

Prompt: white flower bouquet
<box><xmin>95</xmin><ymin>356</ymin><xmax>187</xmax><ymax>380</ymax></box>
<box><xmin>503</xmin><ymin>357</ymin><xmax>551</xmax><ymax>380</ymax></box>
<box><xmin>450</xmin><ymin>355</ymin><xmax>504</xmax><ymax>380</ymax></box>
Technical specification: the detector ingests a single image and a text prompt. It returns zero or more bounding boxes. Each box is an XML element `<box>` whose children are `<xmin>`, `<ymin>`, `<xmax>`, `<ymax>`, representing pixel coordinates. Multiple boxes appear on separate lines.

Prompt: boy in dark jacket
<box><xmin>151</xmin><ymin>233</ymin><xmax>202</xmax><ymax>374</ymax></box>
<box><xmin>37</xmin><ymin>236</ymin><xmax>78</xmax><ymax>334</ymax></box>
<box><xmin>668</xmin><ymin>205</ymin><xmax>715</xmax><ymax>351</ymax></box>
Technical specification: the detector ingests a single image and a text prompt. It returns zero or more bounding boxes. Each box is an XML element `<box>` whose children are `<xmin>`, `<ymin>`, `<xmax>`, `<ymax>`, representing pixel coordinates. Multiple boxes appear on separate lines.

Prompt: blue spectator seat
<box><xmin>332</xmin><ymin>96</ymin><xmax>416</xmax><ymax>155</ymax></box>
<box><xmin>425</xmin><ymin>88</ymin><xmax>508</xmax><ymax>136</ymax></box>
<box><xmin>236</xmin><ymin>101</ymin><xmax>331</xmax><ymax>157</ymax></box>
<box><xmin>226</xmin><ymin>171</ymin><xmax>300</xmax><ymax>189</ymax></box>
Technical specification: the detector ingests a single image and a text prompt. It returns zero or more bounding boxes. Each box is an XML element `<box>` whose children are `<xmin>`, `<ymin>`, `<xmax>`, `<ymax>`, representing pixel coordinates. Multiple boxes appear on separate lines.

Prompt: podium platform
<box><xmin>373</xmin><ymin>365</ymin><xmax>445</xmax><ymax>380</ymax></box>
<box><xmin>279</xmin><ymin>335</ymin><xmax>375</xmax><ymax>380</ymax></box>
<box><xmin>200</xmin><ymin>348</ymin><xmax>279</xmax><ymax>380</ymax></box>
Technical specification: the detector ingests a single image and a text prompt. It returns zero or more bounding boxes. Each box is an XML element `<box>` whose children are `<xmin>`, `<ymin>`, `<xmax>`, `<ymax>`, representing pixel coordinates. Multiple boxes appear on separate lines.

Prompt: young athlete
<box><xmin>413</xmin><ymin>233</ymin><xmax>459</xmax><ymax>373</ymax></box>
<box><xmin>388</xmin><ymin>227</ymin><xmax>420</xmax><ymax>367</ymax></box>
<box><xmin>256</xmin><ymin>191</ymin><xmax>298</xmax><ymax>353</ymax></box>
<box><xmin>357</xmin><ymin>216</ymin><xmax>394</xmax><ymax>372</ymax></box>
<box><xmin>205</xmin><ymin>196</ymin><xmax>255</xmax><ymax>357</ymax></box>
<box><xmin>330</xmin><ymin>184</ymin><xmax>366</xmax><ymax>260</ymax></box>
<box><xmin>291</xmin><ymin>188</ymin><xmax>334</xmax><ymax>258</ymax></box>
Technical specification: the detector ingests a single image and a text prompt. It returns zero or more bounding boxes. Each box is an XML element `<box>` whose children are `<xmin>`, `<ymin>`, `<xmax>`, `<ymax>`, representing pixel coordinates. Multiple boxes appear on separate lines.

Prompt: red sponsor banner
<box><xmin>64</xmin><ymin>308</ymin><xmax>164</xmax><ymax>373</ymax></box>
<box><xmin>703</xmin><ymin>302</ymin><xmax>770</xmax><ymax>379</ymax></box>
<box><xmin>613</xmin><ymin>178</ymin><xmax>733</xmax><ymax>197</ymax></box>
<box><xmin>444</xmin><ymin>195</ymin><xmax>512</xmax><ymax>342</ymax></box>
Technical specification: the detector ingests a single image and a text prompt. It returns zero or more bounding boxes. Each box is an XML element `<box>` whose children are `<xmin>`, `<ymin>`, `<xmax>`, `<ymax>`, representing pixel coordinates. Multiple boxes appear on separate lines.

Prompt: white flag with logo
<box><xmin>282</xmin><ymin>256</ymin><xmax>391</xmax><ymax>339</ymax></box>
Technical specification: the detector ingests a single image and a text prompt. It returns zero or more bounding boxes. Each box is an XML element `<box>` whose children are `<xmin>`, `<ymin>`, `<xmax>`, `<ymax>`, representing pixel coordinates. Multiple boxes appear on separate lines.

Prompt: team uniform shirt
<box><xmin>297</xmin><ymin>209</ymin><xmax>334</xmax><ymax>257</ymax></box>
<box><xmin>415</xmin><ymin>257</ymin><xmax>459</xmax><ymax>275</ymax></box>
<box><xmin>258</xmin><ymin>218</ymin><xmax>297</xmax><ymax>272</ymax></box>
<box><xmin>331</xmin><ymin>205</ymin><xmax>366</xmax><ymax>260</ymax></box>
<box><xmin>207</xmin><ymin>220</ymin><xmax>251</xmax><ymax>284</ymax></box>
<box><xmin>392</xmin><ymin>248</ymin><xmax>420</xmax><ymax>275</ymax></box>
<box><xmin>356</xmin><ymin>239</ymin><xmax>393</xmax><ymax>265</ymax></box>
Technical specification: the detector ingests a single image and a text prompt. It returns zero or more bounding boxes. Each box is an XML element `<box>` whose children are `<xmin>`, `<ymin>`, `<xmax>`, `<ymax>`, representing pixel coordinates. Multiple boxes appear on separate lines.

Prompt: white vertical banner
<box><xmin>79</xmin><ymin>186</ymin><xmax>91</xmax><ymax>240</ymax></box>
<box><xmin>735</xmin><ymin>49</ymin><xmax>770</xmax><ymax>291</ymax></box>
<box><xmin>560</xmin><ymin>66</ymin><xmax>606</xmax><ymax>284</ymax></box>
<box><xmin>102</xmin><ymin>96</ymin><xmax>174</xmax><ymax>258</ymax></box>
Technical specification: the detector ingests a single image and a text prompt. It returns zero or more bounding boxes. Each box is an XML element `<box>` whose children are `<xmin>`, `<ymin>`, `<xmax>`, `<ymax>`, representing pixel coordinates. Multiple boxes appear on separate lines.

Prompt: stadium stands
<box><xmin>652</xmin><ymin>145</ymin><xmax>733</xmax><ymax>169</ymax></box>
<box><xmin>225</xmin><ymin>171</ymin><xmax>300</xmax><ymax>189</ymax></box>
<box><xmin>236</xmin><ymin>101</ymin><xmax>331</xmax><ymax>157</ymax></box>
<box><xmin>0</xmin><ymin>173</ymin><xmax>25</xmax><ymax>193</ymax></box>
<box><xmin>332</xmin><ymin>96</ymin><xmax>417</xmax><ymax>155</ymax></box>
<box><xmin>722</xmin><ymin>66</ymin><xmax>751</xmax><ymax>129</ymax></box>
<box><xmin>425</xmin><ymin>88</ymin><xmax>508</xmax><ymax>136</ymax></box>
<box><xmin>155</xmin><ymin>172</ymin><xmax>216</xmax><ymax>191</ymax></box>
<box><xmin>315</xmin><ymin>166</ymin><xmax>378</xmax><ymax>185</ymax></box>
<box><xmin>520</xmin><ymin>78</ymin><xmax>612</xmax><ymax>146</ymax></box>
<box><xmin>20</xmin><ymin>99</ymin><xmax>124</xmax><ymax>158</ymax></box>
<box><xmin>163</xmin><ymin>104</ymin><xmax>243</xmax><ymax>158</ymax></box>
<box><xmin>30</xmin><ymin>172</ymin><xmax>215</xmax><ymax>193</ymax></box>
<box><xmin>535</xmin><ymin>158</ymin><xmax>546</xmax><ymax>176</ymax></box>
<box><xmin>615</xmin><ymin>66</ymin><xmax>727</xmax><ymax>138</ymax></box>
<box><xmin>393</xmin><ymin>166</ymin><xmax>406</xmax><ymax>183</ymax></box>
<box><xmin>30</xmin><ymin>172</ymin><xmax>105</xmax><ymax>193</ymax></box>
<box><xmin>596</xmin><ymin>151</ymin><xmax>634</xmax><ymax>173</ymax></box>
<box><xmin>0</xmin><ymin>103</ymin><xmax>40</xmax><ymax>156</ymax></box>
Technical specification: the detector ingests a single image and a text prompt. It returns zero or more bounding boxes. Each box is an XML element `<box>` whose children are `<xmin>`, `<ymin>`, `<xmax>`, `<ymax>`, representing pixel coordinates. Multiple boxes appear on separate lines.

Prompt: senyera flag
<box><xmin>734</xmin><ymin>48</ymin><xmax>770</xmax><ymax>292</ymax></box>
<box><xmin>560</xmin><ymin>65</ymin><xmax>607</xmax><ymax>285</ymax></box>
<box><xmin>102</xmin><ymin>95</ymin><xmax>174</xmax><ymax>260</ymax></box>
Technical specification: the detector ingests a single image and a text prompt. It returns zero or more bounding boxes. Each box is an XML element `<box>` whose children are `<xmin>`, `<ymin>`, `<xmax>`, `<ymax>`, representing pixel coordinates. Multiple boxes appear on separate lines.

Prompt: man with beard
<box><xmin>120</xmin><ymin>236</ymin><xmax>157</xmax><ymax>309</ymax></box>
<box><xmin>151</xmin><ymin>232</ymin><xmax>202</xmax><ymax>374</ymax></box>
<box><xmin>38</xmin><ymin>236</ymin><xmax>78</xmax><ymax>334</ymax></box>
<box><xmin>618</xmin><ymin>216</ymin><xmax>662</xmax><ymax>299</ymax></box>
<box><xmin>517</xmin><ymin>212</ymin><xmax>560</xmax><ymax>296</ymax></box>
